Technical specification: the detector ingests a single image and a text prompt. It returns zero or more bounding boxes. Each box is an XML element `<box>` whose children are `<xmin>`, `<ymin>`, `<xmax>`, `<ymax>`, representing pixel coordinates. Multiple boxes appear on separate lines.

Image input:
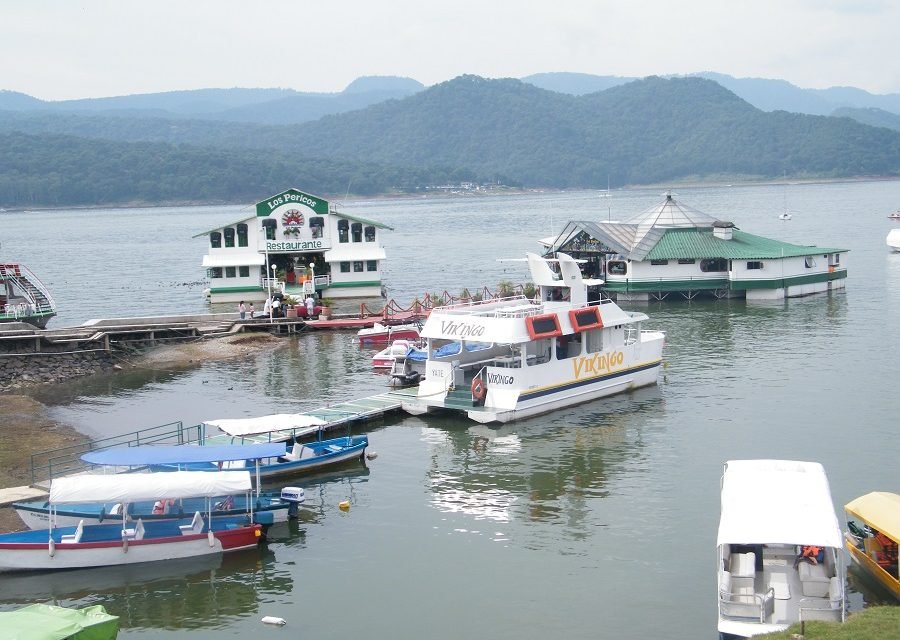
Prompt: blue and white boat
<box><xmin>0</xmin><ymin>471</ymin><xmax>264</xmax><ymax>573</ymax></box>
<box><xmin>14</xmin><ymin>443</ymin><xmax>305</xmax><ymax>530</ymax></box>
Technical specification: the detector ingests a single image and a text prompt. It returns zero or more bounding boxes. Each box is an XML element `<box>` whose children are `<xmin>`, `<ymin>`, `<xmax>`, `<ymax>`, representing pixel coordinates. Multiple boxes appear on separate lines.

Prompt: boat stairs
<box><xmin>0</xmin><ymin>387</ymin><xmax>420</xmax><ymax>505</ymax></box>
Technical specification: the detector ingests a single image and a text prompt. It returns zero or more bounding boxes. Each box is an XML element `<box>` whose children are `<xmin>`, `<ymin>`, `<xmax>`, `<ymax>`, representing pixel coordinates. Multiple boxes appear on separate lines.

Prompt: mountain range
<box><xmin>0</xmin><ymin>73</ymin><xmax>898</xmax><ymax>207</ymax></box>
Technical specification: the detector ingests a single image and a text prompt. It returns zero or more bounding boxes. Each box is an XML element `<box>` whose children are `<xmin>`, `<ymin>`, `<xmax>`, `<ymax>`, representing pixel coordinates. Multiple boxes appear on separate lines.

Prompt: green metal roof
<box><xmin>645</xmin><ymin>228</ymin><xmax>847</xmax><ymax>260</ymax></box>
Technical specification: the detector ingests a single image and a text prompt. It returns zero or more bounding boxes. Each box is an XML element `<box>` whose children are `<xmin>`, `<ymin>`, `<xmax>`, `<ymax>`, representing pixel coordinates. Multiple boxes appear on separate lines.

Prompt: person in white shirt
<box><xmin>305</xmin><ymin>294</ymin><xmax>315</xmax><ymax>317</ymax></box>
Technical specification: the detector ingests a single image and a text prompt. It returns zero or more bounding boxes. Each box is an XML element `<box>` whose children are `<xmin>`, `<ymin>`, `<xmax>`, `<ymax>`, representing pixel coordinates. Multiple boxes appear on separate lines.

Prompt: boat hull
<box><xmin>0</xmin><ymin>521</ymin><xmax>262</xmax><ymax>573</ymax></box>
<box><xmin>845</xmin><ymin>533</ymin><xmax>900</xmax><ymax>600</ymax></box>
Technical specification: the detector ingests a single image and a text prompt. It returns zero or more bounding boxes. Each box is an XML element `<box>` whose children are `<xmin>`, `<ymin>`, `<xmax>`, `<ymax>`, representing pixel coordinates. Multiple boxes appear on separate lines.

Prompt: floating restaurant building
<box><xmin>543</xmin><ymin>194</ymin><xmax>848</xmax><ymax>301</ymax></box>
<box><xmin>196</xmin><ymin>188</ymin><xmax>393</xmax><ymax>304</ymax></box>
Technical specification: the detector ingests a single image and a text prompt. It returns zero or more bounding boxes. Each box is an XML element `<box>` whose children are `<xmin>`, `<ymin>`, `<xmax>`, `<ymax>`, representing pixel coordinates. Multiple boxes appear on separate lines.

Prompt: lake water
<box><xmin>2</xmin><ymin>181</ymin><xmax>899</xmax><ymax>638</ymax></box>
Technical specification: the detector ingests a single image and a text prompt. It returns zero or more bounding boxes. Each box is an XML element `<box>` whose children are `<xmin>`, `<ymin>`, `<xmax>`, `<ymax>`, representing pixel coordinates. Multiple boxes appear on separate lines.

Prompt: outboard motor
<box><xmin>280</xmin><ymin>487</ymin><xmax>306</xmax><ymax>519</ymax></box>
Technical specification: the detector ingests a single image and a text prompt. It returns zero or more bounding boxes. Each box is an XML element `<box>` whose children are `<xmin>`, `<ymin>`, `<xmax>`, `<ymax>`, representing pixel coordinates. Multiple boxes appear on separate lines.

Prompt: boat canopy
<box><xmin>49</xmin><ymin>470</ymin><xmax>251</xmax><ymax>505</ymax></box>
<box><xmin>80</xmin><ymin>443</ymin><xmax>286</xmax><ymax>466</ymax></box>
<box><xmin>716</xmin><ymin>459</ymin><xmax>843</xmax><ymax>548</ymax></box>
<box><xmin>0</xmin><ymin>603</ymin><xmax>119</xmax><ymax>640</ymax></box>
<box><xmin>845</xmin><ymin>492</ymin><xmax>900</xmax><ymax>539</ymax></box>
<box><xmin>204</xmin><ymin>413</ymin><xmax>327</xmax><ymax>437</ymax></box>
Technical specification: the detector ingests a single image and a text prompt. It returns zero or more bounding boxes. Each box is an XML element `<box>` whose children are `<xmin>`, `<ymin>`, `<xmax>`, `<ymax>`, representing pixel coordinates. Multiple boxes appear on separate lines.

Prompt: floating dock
<box><xmin>0</xmin><ymin>387</ymin><xmax>420</xmax><ymax>506</ymax></box>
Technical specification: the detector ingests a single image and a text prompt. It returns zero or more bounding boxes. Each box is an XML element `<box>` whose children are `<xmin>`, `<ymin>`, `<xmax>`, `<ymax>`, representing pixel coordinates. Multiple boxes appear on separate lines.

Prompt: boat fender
<box><xmin>366</xmin><ymin>451</ymin><xmax>378</xmax><ymax>461</ymax></box>
<box><xmin>471</xmin><ymin>378</ymin><xmax>487</xmax><ymax>404</ymax></box>
<box><xmin>122</xmin><ymin>536</ymin><xmax>128</xmax><ymax>553</ymax></box>
<box><xmin>48</xmin><ymin>538</ymin><xmax>55</xmax><ymax>557</ymax></box>
<box><xmin>261</xmin><ymin>616</ymin><xmax>287</xmax><ymax>626</ymax></box>
<box><xmin>208</xmin><ymin>530</ymin><xmax>215</xmax><ymax>547</ymax></box>
<box><xmin>98</xmin><ymin>507</ymin><xmax>106</xmax><ymax>523</ymax></box>
<box><xmin>339</xmin><ymin>500</ymin><xmax>350</xmax><ymax>511</ymax></box>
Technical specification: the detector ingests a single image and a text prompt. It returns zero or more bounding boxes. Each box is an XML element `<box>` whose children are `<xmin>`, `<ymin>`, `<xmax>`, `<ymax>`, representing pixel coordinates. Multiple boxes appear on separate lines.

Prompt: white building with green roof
<box><xmin>195</xmin><ymin>188</ymin><xmax>393</xmax><ymax>304</ymax></box>
<box><xmin>544</xmin><ymin>194</ymin><xmax>847</xmax><ymax>301</ymax></box>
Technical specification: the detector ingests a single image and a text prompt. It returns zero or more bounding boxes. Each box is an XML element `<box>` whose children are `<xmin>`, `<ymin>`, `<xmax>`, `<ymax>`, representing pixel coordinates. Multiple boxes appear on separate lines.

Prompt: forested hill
<box><xmin>296</xmin><ymin>75</ymin><xmax>900</xmax><ymax>187</ymax></box>
<box><xmin>1</xmin><ymin>75</ymin><xmax>899</xmax><ymax>208</ymax></box>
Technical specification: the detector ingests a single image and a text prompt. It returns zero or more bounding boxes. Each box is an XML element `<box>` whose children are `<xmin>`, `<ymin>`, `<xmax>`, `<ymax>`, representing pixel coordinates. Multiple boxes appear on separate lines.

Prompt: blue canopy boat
<box><xmin>13</xmin><ymin>443</ymin><xmax>306</xmax><ymax>530</ymax></box>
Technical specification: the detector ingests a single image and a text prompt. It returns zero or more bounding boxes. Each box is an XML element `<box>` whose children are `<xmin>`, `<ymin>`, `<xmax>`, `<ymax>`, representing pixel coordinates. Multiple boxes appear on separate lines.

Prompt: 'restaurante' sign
<box><xmin>255</xmin><ymin>188</ymin><xmax>329</xmax><ymax>217</ymax></box>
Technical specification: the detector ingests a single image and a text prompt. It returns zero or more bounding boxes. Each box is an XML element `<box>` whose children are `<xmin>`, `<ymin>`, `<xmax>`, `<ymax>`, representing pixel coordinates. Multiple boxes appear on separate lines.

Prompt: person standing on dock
<box><xmin>238</xmin><ymin>301</ymin><xmax>246</xmax><ymax>320</ymax></box>
<box><xmin>263</xmin><ymin>297</ymin><xmax>272</xmax><ymax>319</ymax></box>
<box><xmin>305</xmin><ymin>293</ymin><xmax>315</xmax><ymax>317</ymax></box>
<box><xmin>249</xmin><ymin>302</ymin><xmax>255</xmax><ymax>319</ymax></box>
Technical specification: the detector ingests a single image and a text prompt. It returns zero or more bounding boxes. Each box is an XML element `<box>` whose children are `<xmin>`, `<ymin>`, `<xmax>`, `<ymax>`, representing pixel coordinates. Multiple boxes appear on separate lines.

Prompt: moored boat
<box><xmin>888</xmin><ymin>210</ymin><xmax>900</xmax><ymax>221</ymax></box>
<box><xmin>716</xmin><ymin>460</ymin><xmax>845</xmax><ymax>638</ymax></box>
<box><xmin>15</xmin><ymin>443</ymin><xmax>306</xmax><ymax>530</ymax></box>
<box><xmin>358</xmin><ymin>321</ymin><xmax>421</xmax><ymax>344</ymax></box>
<box><xmin>0</xmin><ymin>262</ymin><xmax>56</xmax><ymax>327</ymax></box>
<box><xmin>887</xmin><ymin>228</ymin><xmax>900</xmax><ymax>252</ymax></box>
<box><xmin>400</xmin><ymin>252</ymin><xmax>665</xmax><ymax>424</ymax></box>
<box><xmin>372</xmin><ymin>338</ymin><xmax>418</xmax><ymax>369</ymax></box>
<box><xmin>0</xmin><ymin>471</ymin><xmax>263</xmax><ymax>573</ymax></box>
<box><xmin>843</xmin><ymin>491</ymin><xmax>900</xmax><ymax>601</ymax></box>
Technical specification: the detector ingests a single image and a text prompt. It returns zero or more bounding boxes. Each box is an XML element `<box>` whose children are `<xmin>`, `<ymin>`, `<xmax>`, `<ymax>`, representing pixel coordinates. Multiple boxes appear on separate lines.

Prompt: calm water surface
<box><xmin>2</xmin><ymin>181</ymin><xmax>900</xmax><ymax>638</ymax></box>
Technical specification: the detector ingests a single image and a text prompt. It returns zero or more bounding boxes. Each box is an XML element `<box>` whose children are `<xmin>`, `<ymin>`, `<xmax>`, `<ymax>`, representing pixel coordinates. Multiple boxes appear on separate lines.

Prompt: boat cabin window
<box><xmin>555</xmin><ymin>334</ymin><xmax>581</xmax><ymax>360</ymax></box>
<box><xmin>353</xmin><ymin>261</ymin><xmax>364</xmax><ymax>272</ymax></box>
<box><xmin>607</xmin><ymin>260</ymin><xmax>627</xmax><ymax>275</ymax></box>
<box><xmin>310</xmin><ymin>217</ymin><xmax>324</xmax><ymax>239</ymax></box>
<box><xmin>700</xmin><ymin>258</ymin><xmax>728</xmax><ymax>272</ymax></box>
<box><xmin>584</xmin><ymin>328</ymin><xmax>603</xmax><ymax>353</ymax></box>
<box><xmin>677</xmin><ymin>258</ymin><xmax>696</xmax><ymax>265</ymax></box>
<box><xmin>365</xmin><ymin>225</ymin><xmax>376</xmax><ymax>242</ymax></box>
<box><xmin>351</xmin><ymin>222</ymin><xmax>363</xmax><ymax>242</ymax></box>
<box><xmin>804</xmin><ymin>256</ymin><xmax>816</xmax><ymax>268</ymax></box>
<box><xmin>239</xmin><ymin>266</ymin><xmax>250</xmax><ymax>277</ymax></box>
<box><xmin>650</xmin><ymin>259</ymin><xmax>668</xmax><ymax>266</ymax></box>
<box><xmin>262</xmin><ymin>219</ymin><xmax>277</xmax><ymax>240</ymax></box>
<box><xmin>210</xmin><ymin>232</ymin><xmax>222</xmax><ymax>248</ymax></box>
<box><xmin>208</xmin><ymin>267</ymin><xmax>223</xmax><ymax>279</ymax></box>
<box><xmin>236</xmin><ymin>223</ymin><xmax>248</xmax><ymax>247</ymax></box>
<box><xmin>338</xmin><ymin>219</ymin><xmax>349</xmax><ymax>243</ymax></box>
<box><xmin>223</xmin><ymin>227</ymin><xmax>235</xmax><ymax>248</ymax></box>
<box><xmin>367</xmin><ymin>260</ymin><xmax>378</xmax><ymax>271</ymax></box>
<box><xmin>340</xmin><ymin>261</ymin><xmax>351</xmax><ymax>273</ymax></box>
<box><xmin>747</xmin><ymin>261</ymin><xmax>764</xmax><ymax>270</ymax></box>
<box><xmin>225</xmin><ymin>266</ymin><xmax>236</xmax><ymax>278</ymax></box>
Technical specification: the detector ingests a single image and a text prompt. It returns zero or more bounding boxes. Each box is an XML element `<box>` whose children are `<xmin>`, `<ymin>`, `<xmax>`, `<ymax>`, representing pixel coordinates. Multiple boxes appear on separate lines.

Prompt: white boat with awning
<box><xmin>716</xmin><ymin>460</ymin><xmax>845</xmax><ymax>638</ymax></box>
<box><xmin>0</xmin><ymin>471</ymin><xmax>263</xmax><ymax>573</ymax></box>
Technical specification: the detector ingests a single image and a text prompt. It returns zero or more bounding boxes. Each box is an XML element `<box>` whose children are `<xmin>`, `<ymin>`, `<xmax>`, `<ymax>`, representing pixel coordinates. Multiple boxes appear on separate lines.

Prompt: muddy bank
<box><xmin>128</xmin><ymin>332</ymin><xmax>284</xmax><ymax>369</ymax></box>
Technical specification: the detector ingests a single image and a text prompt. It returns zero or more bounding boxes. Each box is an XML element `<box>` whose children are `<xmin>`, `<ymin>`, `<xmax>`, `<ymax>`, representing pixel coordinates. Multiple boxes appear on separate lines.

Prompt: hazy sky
<box><xmin>3</xmin><ymin>0</ymin><xmax>899</xmax><ymax>100</ymax></box>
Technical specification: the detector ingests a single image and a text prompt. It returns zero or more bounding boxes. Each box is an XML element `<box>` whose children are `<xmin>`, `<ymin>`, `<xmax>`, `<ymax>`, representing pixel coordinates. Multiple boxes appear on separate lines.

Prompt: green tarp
<box><xmin>1</xmin><ymin>604</ymin><xmax>119</xmax><ymax>640</ymax></box>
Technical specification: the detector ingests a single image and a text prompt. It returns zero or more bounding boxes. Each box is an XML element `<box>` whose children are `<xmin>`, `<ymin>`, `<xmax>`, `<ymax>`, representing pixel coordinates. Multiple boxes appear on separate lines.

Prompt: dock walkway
<box><xmin>0</xmin><ymin>387</ymin><xmax>419</xmax><ymax>506</ymax></box>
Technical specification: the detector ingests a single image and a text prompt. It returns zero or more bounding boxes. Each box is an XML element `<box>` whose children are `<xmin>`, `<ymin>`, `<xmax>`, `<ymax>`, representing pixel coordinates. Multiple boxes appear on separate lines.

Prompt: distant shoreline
<box><xmin>3</xmin><ymin>175</ymin><xmax>899</xmax><ymax>213</ymax></box>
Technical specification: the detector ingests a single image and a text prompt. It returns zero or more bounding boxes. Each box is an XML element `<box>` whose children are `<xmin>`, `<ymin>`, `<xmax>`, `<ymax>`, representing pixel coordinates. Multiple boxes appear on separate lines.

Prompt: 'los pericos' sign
<box><xmin>256</xmin><ymin>188</ymin><xmax>329</xmax><ymax>217</ymax></box>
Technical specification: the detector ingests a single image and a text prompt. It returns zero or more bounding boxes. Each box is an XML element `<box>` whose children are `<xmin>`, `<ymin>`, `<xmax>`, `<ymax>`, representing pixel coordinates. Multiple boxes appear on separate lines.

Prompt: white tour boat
<box><xmin>887</xmin><ymin>228</ymin><xmax>900</xmax><ymax>252</ymax></box>
<box><xmin>716</xmin><ymin>460</ymin><xmax>846</xmax><ymax>639</ymax></box>
<box><xmin>400</xmin><ymin>252</ymin><xmax>666</xmax><ymax>424</ymax></box>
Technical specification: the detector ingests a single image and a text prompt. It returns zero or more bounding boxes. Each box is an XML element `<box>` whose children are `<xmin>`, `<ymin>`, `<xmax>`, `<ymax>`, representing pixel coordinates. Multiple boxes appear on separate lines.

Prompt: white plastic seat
<box><xmin>60</xmin><ymin>519</ymin><xmax>84</xmax><ymax>544</ymax></box>
<box><xmin>179</xmin><ymin>511</ymin><xmax>204</xmax><ymax>535</ymax></box>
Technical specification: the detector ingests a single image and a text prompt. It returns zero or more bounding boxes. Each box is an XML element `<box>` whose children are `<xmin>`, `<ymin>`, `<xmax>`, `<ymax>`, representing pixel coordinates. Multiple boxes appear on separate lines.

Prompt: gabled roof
<box><xmin>646</xmin><ymin>228</ymin><xmax>846</xmax><ymax>260</ymax></box>
<box><xmin>192</xmin><ymin>209</ymin><xmax>393</xmax><ymax>239</ymax></box>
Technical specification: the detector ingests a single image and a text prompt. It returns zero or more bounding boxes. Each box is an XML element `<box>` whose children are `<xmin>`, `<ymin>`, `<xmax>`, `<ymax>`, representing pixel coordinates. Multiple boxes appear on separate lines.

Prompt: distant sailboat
<box><xmin>779</xmin><ymin>173</ymin><xmax>793</xmax><ymax>220</ymax></box>
<box><xmin>598</xmin><ymin>175</ymin><xmax>611</xmax><ymax>198</ymax></box>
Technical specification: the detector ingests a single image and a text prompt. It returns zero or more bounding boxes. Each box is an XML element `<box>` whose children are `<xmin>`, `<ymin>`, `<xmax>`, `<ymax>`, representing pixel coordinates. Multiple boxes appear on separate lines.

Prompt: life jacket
<box><xmin>802</xmin><ymin>545</ymin><xmax>822</xmax><ymax>558</ymax></box>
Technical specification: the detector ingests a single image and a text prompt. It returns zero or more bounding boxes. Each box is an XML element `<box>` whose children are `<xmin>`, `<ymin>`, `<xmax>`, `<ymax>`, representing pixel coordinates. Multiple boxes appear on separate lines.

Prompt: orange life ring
<box><xmin>471</xmin><ymin>378</ymin><xmax>487</xmax><ymax>403</ymax></box>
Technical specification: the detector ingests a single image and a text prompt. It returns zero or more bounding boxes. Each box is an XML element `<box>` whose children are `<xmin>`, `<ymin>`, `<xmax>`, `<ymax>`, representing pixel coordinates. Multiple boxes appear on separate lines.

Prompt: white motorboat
<box><xmin>0</xmin><ymin>471</ymin><xmax>263</xmax><ymax>573</ymax></box>
<box><xmin>716</xmin><ymin>460</ymin><xmax>846</xmax><ymax>638</ymax></box>
<box><xmin>400</xmin><ymin>252</ymin><xmax>666</xmax><ymax>424</ymax></box>
<box><xmin>358</xmin><ymin>321</ymin><xmax>421</xmax><ymax>344</ymax></box>
<box><xmin>778</xmin><ymin>212</ymin><xmax>792</xmax><ymax>221</ymax></box>
<box><xmin>372</xmin><ymin>338</ymin><xmax>418</xmax><ymax>369</ymax></box>
<box><xmin>887</xmin><ymin>228</ymin><xmax>900</xmax><ymax>252</ymax></box>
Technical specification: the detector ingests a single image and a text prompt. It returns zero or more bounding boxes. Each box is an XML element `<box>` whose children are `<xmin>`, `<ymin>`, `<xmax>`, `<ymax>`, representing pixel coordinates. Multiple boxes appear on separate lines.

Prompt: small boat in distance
<box><xmin>887</xmin><ymin>210</ymin><xmax>900</xmax><ymax>221</ymax></box>
<box><xmin>0</xmin><ymin>262</ymin><xmax>56</xmax><ymax>327</ymax></box>
<box><xmin>844</xmin><ymin>492</ymin><xmax>900</xmax><ymax>601</ymax></box>
<box><xmin>778</xmin><ymin>212</ymin><xmax>792</xmax><ymax>221</ymax></box>
<box><xmin>400</xmin><ymin>252</ymin><xmax>665</xmax><ymax>424</ymax></box>
<box><xmin>358</xmin><ymin>321</ymin><xmax>421</xmax><ymax>344</ymax></box>
<box><xmin>716</xmin><ymin>460</ymin><xmax>845</xmax><ymax>638</ymax></box>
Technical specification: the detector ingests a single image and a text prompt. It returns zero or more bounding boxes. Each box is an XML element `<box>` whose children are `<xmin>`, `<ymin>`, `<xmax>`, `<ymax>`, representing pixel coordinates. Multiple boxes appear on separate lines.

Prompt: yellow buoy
<box><xmin>339</xmin><ymin>500</ymin><xmax>350</xmax><ymax>511</ymax></box>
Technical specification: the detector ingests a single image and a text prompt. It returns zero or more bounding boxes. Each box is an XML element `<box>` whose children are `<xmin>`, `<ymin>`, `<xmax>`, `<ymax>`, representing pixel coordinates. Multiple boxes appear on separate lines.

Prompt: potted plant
<box><xmin>319</xmin><ymin>298</ymin><xmax>334</xmax><ymax>319</ymax></box>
